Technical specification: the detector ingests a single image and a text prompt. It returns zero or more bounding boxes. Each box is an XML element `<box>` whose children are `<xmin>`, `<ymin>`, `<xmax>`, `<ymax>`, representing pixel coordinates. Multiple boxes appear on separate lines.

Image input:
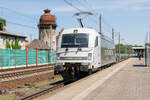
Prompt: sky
<box><xmin>0</xmin><ymin>0</ymin><xmax>150</xmax><ymax>45</ymax></box>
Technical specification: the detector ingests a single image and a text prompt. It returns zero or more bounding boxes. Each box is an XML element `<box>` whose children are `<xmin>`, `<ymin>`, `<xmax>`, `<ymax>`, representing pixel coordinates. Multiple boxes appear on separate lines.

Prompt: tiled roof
<box><xmin>0</xmin><ymin>31</ymin><xmax>26</xmax><ymax>38</ymax></box>
<box><xmin>26</xmin><ymin>39</ymin><xmax>50</xmax><ymax>50</ymax></box>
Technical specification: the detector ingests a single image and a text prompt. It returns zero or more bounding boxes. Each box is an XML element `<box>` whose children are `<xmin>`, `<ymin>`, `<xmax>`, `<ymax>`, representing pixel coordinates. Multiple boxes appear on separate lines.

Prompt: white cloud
<box><xmin>52</xmin><ymin>6</ymin><xmax>88</xmax><ymax>13</ymax></box>
<box><xmin>53</xmin><ymin>7</ymin><xmax>76</xmax><ymax>12</ymax></box>
<box><xmin>20</xmin><ymin>0</ymin><xmax>150</xmax><ymax>14</ymax></box>
<box><xmin>110</xmin><ymin>0</ymin><xmax>150</xmax><ymax>5</ymax></box>
<box><xmin>80</xmin><ymin>0</ymin><xmax>150</xmax><ymax>11</ymax></box>
<box><xmin>90</xmin><ymin>0</ymin><xmax>150</xmax><ymax>11</ymax></box>
<box><xmin>114</xmin><ymin>13</ymin><xmax>150</xmax><ymax>17</ymax></box>
<box><xmin>127</xmin><ymin>6</ymin><xmax>150</xmax><ymax>11</ymax></box>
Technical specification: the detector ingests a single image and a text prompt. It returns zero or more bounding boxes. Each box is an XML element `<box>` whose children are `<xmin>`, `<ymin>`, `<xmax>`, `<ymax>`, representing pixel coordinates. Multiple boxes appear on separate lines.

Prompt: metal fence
<box><xmin>0</xmin><ymin>49</ymin><xmax>56</xmax><ymax>69</ymax></box>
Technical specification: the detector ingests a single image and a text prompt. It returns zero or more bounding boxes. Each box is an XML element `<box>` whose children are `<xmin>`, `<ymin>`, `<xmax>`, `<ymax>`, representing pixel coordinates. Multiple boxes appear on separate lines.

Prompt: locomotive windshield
<box><xmin>61</xmin><ymin>33</ymin><xmax>89</xmax><ymax>48</ymax></box>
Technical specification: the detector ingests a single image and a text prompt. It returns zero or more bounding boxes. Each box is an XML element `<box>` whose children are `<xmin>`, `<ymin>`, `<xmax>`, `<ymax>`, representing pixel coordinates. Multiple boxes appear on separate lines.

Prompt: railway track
<box><xmin>0</xmin><ymin>64</ymin><xmax>54</xmax><ymax>90</ymax></box>
<box><xmin>16</xmin><ymin>57</ymin><xmax>130</xmax><ymax>100</ymax></box>
<box><xmin>0</xmin><ymin>64</ymin><xmax>52</xmax><ymax>73</ymax></box>
<box><xmin>18</xmin><ymin>81</ymin><xmax>65</xmax><ymax>100</ymax></box>
<box><xmin>0</xmin><ymin>57</ymin><xmax>129</xmax><ymax>99</ymax></box>
<box><xmin>0</xmin><ymin>66</ymin><xmax>53</xmax><ymax>82</ymax></box>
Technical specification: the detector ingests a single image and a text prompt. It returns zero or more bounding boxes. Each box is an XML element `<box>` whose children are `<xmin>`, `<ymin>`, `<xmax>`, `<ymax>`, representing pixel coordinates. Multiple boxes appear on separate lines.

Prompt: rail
<box><xmin>0</xmin><ymin>65</ymin><xmax>54</xmax><ymax>90</ymax></box>
<box><xmin>18</xmin><ymin>57</ymin><xmax>129</xmax><ymax>100</ymax></box>
<box><xmin>18</xmin><ymin>81</ymin><xmax>66</xmax><ymax>100</ymax></box>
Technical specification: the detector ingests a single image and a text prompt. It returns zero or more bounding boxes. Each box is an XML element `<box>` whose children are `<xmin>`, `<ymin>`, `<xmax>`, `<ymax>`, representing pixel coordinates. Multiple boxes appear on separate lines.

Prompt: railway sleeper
<box><xmin>0</xmin><ymin>67</ymin><xmax>52</xmax><ymax>79</ymax></box>
<box><xmin>0</xmin><ymin>72</ymin><xmax>54</xmax><ymax>91</ymax></box>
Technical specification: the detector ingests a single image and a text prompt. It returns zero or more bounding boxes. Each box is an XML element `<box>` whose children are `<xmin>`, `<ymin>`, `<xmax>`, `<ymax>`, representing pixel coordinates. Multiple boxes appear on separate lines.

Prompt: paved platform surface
<box><xmin>36</xmin><ymin>58</ymin><xmax>150</xmax><ymax>100</ymax></box>
<box><xmin>85</xmin><ymin>58</ymin><xmax>150</xmax><ymax>100</ymax></box>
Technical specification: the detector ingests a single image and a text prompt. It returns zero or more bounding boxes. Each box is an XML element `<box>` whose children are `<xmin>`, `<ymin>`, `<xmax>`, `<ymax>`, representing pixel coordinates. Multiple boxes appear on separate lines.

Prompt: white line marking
<box><xmin>72</xmin><ymin>60</ymin><xmax>130</xmax><ymax>100</ymax></box>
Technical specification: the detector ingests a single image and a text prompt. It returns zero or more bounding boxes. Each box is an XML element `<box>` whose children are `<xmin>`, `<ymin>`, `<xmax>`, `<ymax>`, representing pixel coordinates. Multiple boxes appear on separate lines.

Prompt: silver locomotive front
<box><xmin>55</xmin><ymin>28</ymin><xmax>94</xmax><ymax>74</ymax></box>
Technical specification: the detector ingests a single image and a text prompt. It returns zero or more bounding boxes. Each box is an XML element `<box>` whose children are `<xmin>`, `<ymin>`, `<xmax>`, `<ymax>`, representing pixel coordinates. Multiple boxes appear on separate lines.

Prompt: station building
<box><xmin>132</xmin><ymin>46</ymin><xmax>145</xmax><ymax>57</ymax></box>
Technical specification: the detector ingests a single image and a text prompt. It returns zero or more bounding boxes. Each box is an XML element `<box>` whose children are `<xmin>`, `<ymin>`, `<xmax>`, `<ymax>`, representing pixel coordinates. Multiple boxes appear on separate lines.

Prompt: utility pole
<box><xmin>30</xmin><ymin>34</ymin><xmax>32</xmax><ymax>42</ymax></box>
<box><xmin>145</xmin><ymin>32</ymin><xmax>148</xmax><ymax>43</ymax></box>
<box><xmin>112</xmin><ymin>28</ymin><xmax>114</xmax><ymax>43</ymax></box>
<box><xmin>125</xmin><ymin>46</ymin><xmax>127</xmax><ymax>55</ymax></box>
<box><xmin>148</xmin><ymin>33</ymin><xmax>149</xmax><ymax>44</ymax></box>
<box><xmin>124</xmin><ymin>41</ymin><xmax>127</xmax><ymax>55</ymax></box>
<box><xmin>149</xmin><ymin>25</ymin><xmax>150</xmax><ymax>43</ymax></box>
<box><xmin>118</xmin><ymin>32</ymin><xmax>120</xmax><ymax>58</ymax></box>
<box><xmin>100</xmin><ymin>14</ymin><xmax>102</xmax><ymax>34</ymax></box>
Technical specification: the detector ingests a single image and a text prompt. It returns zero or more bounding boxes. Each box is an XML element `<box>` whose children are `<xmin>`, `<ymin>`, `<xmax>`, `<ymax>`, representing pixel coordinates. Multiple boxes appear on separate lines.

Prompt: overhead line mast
<box><xmin>100</xmin><ymin>14</ymin><xmax>102</xmax><ymax>34</ymax></box>
<box><xmin>112</xmin><ymin>28</ymin><xmax>114</xmax><ymax>43</ymax></box>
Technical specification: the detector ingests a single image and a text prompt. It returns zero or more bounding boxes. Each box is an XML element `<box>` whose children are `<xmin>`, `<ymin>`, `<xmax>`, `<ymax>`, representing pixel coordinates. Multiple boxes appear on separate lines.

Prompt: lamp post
<box><xmin>114</xmin><ymin>32</ymin><xmax>120</xmax><ymax>61</ymax></box>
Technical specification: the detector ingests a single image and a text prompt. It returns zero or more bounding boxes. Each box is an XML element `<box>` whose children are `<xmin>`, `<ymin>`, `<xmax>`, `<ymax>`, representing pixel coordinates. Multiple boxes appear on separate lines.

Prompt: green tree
<box><xmin>6</xmin><ymin>39</ymin><xmax>11</xmax><ymax>49</ymax></box>
<box><xmin>0</xmin><ymin>17</ymin><xmax>6</xmax><ymax>31</ymax></box>
<box><xmin>11</xmin><ymin>40</ymin><xmax>15</xmax><ymax>49</ymax></box>
<box><xmin>14</xmin><ymin>39</ymin><xmax>21</xmax><ymax>49</ymax></box>
<box><xmin>115</xmin><ymin>44</ymin><xmax>133</xmax><ymax>54</ymax></box>
<box><xmin>11</xmin><ymin>38</ymin><xmax>21</xmax><ymax>49</ymax></box>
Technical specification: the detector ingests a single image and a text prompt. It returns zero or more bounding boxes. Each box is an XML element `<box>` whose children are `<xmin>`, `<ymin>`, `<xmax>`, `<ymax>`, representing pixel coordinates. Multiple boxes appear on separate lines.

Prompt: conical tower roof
<box><xmin>39</xmin><ymin>9</ymin><xmax>56</xmax><ymax>25</ymax></box>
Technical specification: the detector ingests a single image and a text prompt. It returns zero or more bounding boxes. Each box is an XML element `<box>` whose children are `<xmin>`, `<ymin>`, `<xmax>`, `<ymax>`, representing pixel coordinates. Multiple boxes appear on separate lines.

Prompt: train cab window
<box><xmin>61</xmin><ymin>33</ymin><xmax>89</xmax><ymax>48</ymax></box>
<box><xmin>95</xmin><ymin>36</ymin><xmax>98</xmax><ymax>47</ymax></box>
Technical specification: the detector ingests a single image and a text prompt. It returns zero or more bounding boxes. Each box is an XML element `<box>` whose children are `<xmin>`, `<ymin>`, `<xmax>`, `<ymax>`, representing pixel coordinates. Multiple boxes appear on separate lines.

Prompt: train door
<box><xmin>93</xmin><ymin>36</ymin><xmax>100</xmax><ymax>68</ymax></box>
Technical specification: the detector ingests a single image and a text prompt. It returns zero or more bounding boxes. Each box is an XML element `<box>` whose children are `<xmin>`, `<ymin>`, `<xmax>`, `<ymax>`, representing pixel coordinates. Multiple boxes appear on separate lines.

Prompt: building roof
<box><xmin>132</xmin><ymin>47</ymin><xmax>145</xmax><ymax>50</ymax></box>
<box><xmin>56</xmin><ymin>29</ymin><xmax>64</xmax><ymax>46</ymax></box>
<box><xmin>0</xmin><ymin>31</ymin><xmax>26</xmax><ymax>38</ymax></box>
<box><xmin>25</xmin><ymin>42</ymin><xmax>30</xmax><ymax>47</ymax></box>
<box><xmin>39</xmin><ymin>9</ymin><xmax>56</xmax><ymax>25</ymax></box>
<box><xmin>26</xmin><ymin>39</ymin><xmax>50</xmax><ymax>50</ymax></box>
<box><xmin>145</xmin><ymin>43</ymin><xmax>150</xmax><ymax>46</ymax></box>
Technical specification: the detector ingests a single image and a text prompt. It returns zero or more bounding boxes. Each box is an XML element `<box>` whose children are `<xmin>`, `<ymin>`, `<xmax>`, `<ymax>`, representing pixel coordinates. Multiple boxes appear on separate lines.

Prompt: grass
<box><xmin>0</xmin><ymin>75</ymin><xmax>63</xmax><ymax>100</ymax></box>
<box><xmin>0</xmin><ymin>93</ymin><xmax>16</xmax><ymax>100</ymax></box>
<box><xmin>25</xmin><ymin>75</ymin><xmax>63</xmax><ymax>94</ymax></box>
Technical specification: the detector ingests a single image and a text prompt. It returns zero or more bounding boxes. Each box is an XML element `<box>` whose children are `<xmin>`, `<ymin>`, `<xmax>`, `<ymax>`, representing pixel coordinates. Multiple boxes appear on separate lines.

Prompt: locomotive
<box><xmin>55</xmin><ymin>27</ymin><xmax>116</xmax><ymax>78</ymax></box>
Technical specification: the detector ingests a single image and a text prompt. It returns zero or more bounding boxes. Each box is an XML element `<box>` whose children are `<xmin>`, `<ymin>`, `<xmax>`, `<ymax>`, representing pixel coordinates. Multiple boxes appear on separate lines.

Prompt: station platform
<box><xmin>36</xmin><ymin>58</ymin><xmax>150</xmax><ymax>100</ymax></box>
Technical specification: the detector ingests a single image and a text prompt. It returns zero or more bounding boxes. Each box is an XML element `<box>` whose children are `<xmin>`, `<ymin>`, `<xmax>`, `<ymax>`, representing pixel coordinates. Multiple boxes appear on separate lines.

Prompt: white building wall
<box><xmin>18</xmin><ymin>38</ymin><xmax>25</xmax><ymax>50</ymax></box>
<box><xmin>0</xmin><ymin>35</ymin><xmax>4</xmax><ymax>49</ymax></box>
<box><xmin>0</xmin><ymin>35</ymin><xmax>5</xmax><ymax>49</ymax></box>
<box><xmin>0</xmin><ymin>34</ymin><xmax>26</xmax><ymax>50</ymax></box>
<box><xmin>39</xmin><ymin>28</ymin><xmax>56</xmax><ymax>50</ymax></box>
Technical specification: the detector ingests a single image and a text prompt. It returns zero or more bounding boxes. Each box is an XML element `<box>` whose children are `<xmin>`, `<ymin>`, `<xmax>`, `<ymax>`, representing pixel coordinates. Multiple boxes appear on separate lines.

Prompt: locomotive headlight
<box><xmin>57</xmin><ymin>56</ymin><xmax>60</xmax><ymax>60</ymax></box>
<box><xmin>88</xmin><ymin>53</ymin><xmax>92</xmax><ymax>60</ymax></box>
<box><xmin>57</xmin><ymin>53</ymin><xmax>60</xmax><ymax>60</ymax></box>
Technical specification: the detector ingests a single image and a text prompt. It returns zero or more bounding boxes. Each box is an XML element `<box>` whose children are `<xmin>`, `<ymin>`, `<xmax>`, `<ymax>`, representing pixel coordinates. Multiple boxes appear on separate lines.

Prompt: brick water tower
<box><xmin>38</xmin><ymin>9</ymin><xmax>57</xmax><ymax>50</ymax></box>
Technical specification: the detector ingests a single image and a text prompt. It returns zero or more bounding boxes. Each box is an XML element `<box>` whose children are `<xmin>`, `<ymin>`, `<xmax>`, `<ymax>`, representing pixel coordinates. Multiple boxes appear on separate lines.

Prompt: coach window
<box><xmin>95</xmin><ymin>36</ymin><xmax>98</xmax><ymax>47</ymax></box>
